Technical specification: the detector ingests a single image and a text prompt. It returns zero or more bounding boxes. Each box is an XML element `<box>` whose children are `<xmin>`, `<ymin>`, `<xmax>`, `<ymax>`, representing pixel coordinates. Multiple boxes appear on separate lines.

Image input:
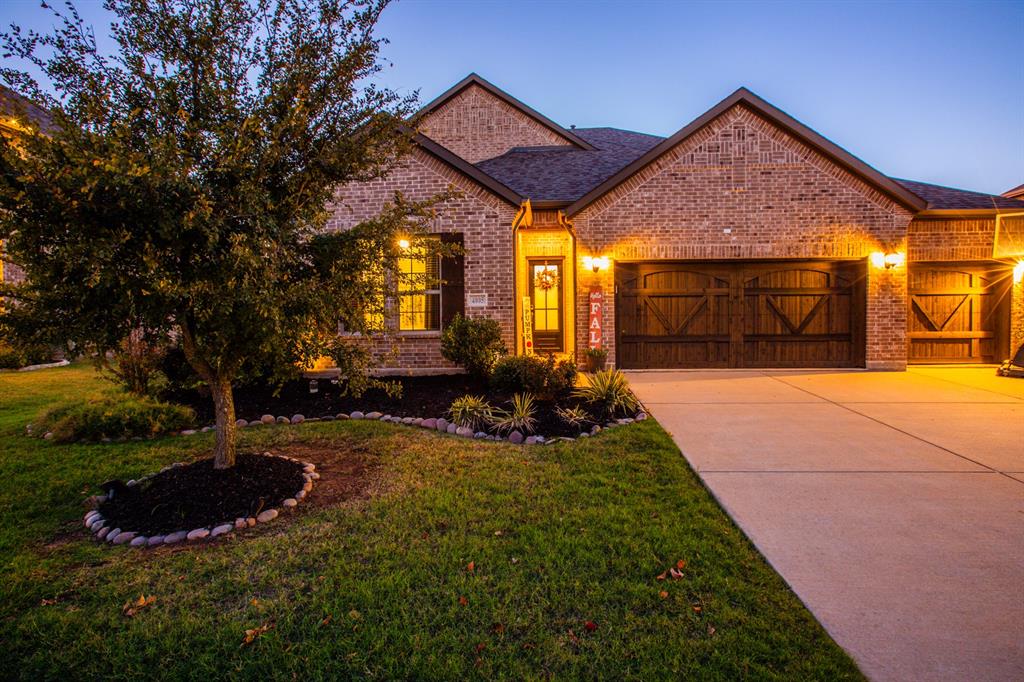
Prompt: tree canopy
<box><xmin>0</xmin><ymin>0</ymin><xmax>439</xmax><ymax>467</ymax></box>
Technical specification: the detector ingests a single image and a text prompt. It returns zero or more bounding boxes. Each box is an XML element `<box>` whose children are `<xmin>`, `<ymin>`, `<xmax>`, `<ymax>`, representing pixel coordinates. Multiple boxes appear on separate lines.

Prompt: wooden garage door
<box><xmin>908</xmin><ymin>262</ymin><xmax>1010</xmax><ymax>364</ymax></box>
<box><xmin>616</xmin><ymin>260</ymin><xmax>865</xmax><ymax>369</ymax></box>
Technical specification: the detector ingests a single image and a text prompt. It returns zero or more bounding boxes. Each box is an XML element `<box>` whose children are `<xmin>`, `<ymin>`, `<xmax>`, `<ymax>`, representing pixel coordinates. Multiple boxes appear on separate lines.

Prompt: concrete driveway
<box><xmin>627</xmin><ymin>367</ymin><xmax>1023</xmax><ymax>682</ymax></box>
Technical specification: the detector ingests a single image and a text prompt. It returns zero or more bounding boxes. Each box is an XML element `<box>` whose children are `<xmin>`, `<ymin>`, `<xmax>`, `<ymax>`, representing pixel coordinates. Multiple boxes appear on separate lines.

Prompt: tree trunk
<box><xmin>210</xmin><ymin>376</ymin><xmax>237</xmax><ymax>469</ymax></box>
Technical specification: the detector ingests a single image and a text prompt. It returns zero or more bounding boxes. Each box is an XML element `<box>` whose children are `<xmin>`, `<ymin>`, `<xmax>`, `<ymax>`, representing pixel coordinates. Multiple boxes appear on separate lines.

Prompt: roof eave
<box><xmin>410</xmin><ymin>73</ymin><xmax>597</xmax><ymax>152</ymax></box>
<box><xmin>567</xmin><ymin>87</ymin><xmax>928</xmax><ymax>216</ymax></box>
<box><xmin>916</xmin><ymin>208</ymin><xmax>1024</xmax><ymax>217</ymax></box>
<box><xmin>408</xmin><ymin>129</ymin><xmax>525</xmax><ymax>207</ymax></box>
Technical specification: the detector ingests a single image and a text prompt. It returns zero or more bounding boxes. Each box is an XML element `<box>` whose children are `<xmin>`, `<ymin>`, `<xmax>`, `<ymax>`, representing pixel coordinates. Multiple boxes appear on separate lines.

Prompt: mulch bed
<box><xmin>98</xmin><ymin>454</ymin><xmax>306</xmax><ymax>536</ymax></box>
<box><xmin>173</xmin><ymin>374</ymin><xmax>610</xmax><ymax>439</ymax></box>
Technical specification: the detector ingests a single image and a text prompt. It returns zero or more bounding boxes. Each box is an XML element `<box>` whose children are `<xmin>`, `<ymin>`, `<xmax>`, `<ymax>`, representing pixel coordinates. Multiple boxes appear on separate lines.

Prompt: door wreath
<box><xmin>534</xmin><ymin>268</ymin><xmax>559</xmax><ymax>291</ymax></box>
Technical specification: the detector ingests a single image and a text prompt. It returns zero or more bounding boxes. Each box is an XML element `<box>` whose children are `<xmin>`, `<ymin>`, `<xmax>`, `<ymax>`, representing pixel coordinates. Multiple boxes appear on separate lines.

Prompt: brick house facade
<box><xmin>325</xmin><ymin>74</ymin><xmax>1024</xmax><ymax>372</ymax></box>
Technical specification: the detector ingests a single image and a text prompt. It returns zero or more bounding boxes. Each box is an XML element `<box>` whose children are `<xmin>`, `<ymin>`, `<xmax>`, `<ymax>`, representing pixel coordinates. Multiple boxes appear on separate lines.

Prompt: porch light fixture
<box><xmin>1014</xmin><ymin>261</ymin><xmax>1024</xmax><ymax>284</ymax></box>
<box><xmin>870</xmin><ymin>251</ymin><xmax>905</xmax><ymax>270</ymax></box>
<box><xmin>583</xmin><ymin>255</ymin><xmax>610</xmax><ymax>273</ymax></box>
<box><xmin>397</xmin><ymin>238</ymin><xmax>411</xmax><ymax>250</ymax></box>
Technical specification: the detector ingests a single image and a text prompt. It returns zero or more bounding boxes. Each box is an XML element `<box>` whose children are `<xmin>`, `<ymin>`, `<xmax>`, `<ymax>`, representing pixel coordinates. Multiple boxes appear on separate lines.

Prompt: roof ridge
<box><xmin>892</xmin><ymin>177</ymin><xmax>1009</xmax><ymax>197</ymax></box>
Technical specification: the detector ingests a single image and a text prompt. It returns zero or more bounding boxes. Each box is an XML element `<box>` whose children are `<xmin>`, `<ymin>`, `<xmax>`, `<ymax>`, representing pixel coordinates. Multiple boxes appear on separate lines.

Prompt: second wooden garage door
<box><xmin>616</xmin><ymin>260</ymin><xmax>866</xmax><ymax>369</ymax></box>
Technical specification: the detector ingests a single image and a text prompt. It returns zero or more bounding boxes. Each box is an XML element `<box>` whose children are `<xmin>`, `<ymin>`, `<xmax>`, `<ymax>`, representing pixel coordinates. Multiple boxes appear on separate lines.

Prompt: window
<box><xmin>398</xmin><ymin>238</ymin><xmax>441</xmax><ymax>331</ymax></box>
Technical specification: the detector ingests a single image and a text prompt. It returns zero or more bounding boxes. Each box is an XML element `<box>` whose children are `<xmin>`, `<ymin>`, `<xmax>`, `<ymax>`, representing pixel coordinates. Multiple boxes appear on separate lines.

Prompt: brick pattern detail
<box><xmin>907</xmin><ymin>218</ymin><xmax>995</xmax><ymax>261</ymax></box>
<box><xmin>327</xmin><ymin>147</ymin><xmax>517</xmax><ymax>369</ymax></box>
<box><xmin>571</xmin><ymin>104</ymin><xmax>915</xmax><ymax>369</ymax></box>
<box><xmin>418</xmin><ymin>84</ymin><xmax>574</xmax><ymax>163</ymax></box>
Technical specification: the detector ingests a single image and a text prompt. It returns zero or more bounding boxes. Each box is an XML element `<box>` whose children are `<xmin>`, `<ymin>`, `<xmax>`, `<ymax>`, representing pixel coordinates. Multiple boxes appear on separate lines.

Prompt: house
<box><xmin>329</xmin><ymin>74</ymin><xmax>1024</xmax><ymax>371</ymax></box>
<box><xmin>1005</xmin><ymin>184</ymin><xmax>1024</xmax><ymax>201</ymax></box>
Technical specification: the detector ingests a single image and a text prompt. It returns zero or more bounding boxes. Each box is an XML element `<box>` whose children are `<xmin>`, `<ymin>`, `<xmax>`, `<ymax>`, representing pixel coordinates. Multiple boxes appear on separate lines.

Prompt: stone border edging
<box><xmin>205</xmin><ymin>408</ymin><xmax>648</xmax><ymax>445</ymax></box>
<box><xmin>83</xmin><ymin>453</ymin><xmax>318</xmax><ymax>549</ymax></box>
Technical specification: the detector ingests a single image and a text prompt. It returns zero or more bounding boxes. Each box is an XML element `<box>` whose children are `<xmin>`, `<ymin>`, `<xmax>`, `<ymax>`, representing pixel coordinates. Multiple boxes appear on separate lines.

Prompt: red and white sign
<box><xmin>588</xmin><ymin>287</ymin><xmax>604</xmax><ymax>349</ymax></box>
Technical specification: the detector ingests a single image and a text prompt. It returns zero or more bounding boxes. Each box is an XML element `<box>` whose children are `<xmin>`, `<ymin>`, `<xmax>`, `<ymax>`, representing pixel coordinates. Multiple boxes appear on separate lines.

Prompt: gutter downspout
<box><xmin>512</xmin><ymin>200</ymin><xmax>533</xmax><ymax>355</ymax></box>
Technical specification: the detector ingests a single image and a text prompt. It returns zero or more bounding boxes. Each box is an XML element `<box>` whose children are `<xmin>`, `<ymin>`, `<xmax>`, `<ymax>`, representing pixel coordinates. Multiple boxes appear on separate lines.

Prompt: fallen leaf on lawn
<box><xmin>319</xmin><ymin>614</ymin><xmax>332</xmax><ymax>626</ymax></box>
<box><xmin>421</xmin><ymin>531</ymin><xmax>429</xmax><ymax>540</ymax></box>
<box><xmin>240</xmin><ymin>621</ymin><xmax>274</xmax><ymax>647</ymax></box>
<box><xmin>493</xmin><ymin>530</ymin><xmax>503</xmax><ymax>536</ymax></box>
<box><xmin>510</xmin><ymin>557</ymin><xmax>519</xmax><ymax>564</ymax></box>
<box><xmin>491</xmin><ymin>622</ymin><xmax>505</xmax><ymax>634</ymax></box>
<box><xmin>567</xmin><ymin>629</ymin><xmax>579</xmax><ymax>645</ymax></box>
<box><xmin>659</xmin><ymin>591</ymin><xmax>669</xmax><ymax>600</ymax></box>
<box><xmin>692</xmin><ymin>605</ymin><xmax>702</xmax><ymax>613</ymax></box>
<box><xmin>522</xmin><ymin>642</ymin><xmax>536</xmax><ymax>650</ymax></box>
<box><xmin>584</xmin><ymin>621</ymin><xmax>597</xmax><ymax>632</ymax></box>
<box><xmin>250</xmin><ymin>598</ymin><xmax>260</xmax><ymax>607</ymax></box>
<box><xmin>656</xmin><ymin>571</ymin><xmax>667</xmax><ymax>581</ymax></box>
<box><xmin>676</xmin><ymin>559</ymin><xmax>687</xmax><ymax>570</ymax></box>
<box><xmin>466</xmin><ymin>561</ymin><xmax>475</xmax><ymax>572</ymax></box>
<box><xmin>348</xmin><ymin>609</ymin><xmax>362</xmax><ymax>621</ymax></box>
<box><xmin>458</xmin><ymin>596</ymin><xmax>469</xmax><ymax>606</ymax></box>
<box><xmin>669</xmin><ymin>568</ymin><xmax>684</xmax><ymax>580</ymax></box>
<box><xmin>40</xmin><ymin>598</ymin><xmax>57</xmax><ymax>606</ymax></box>
<box><xmin>122</xmin><ymin>594</ymin><xmax>156</xmax><ymax>617</ymax></box>
<box><xmin>474</xmin><ymin>642</ymin><xmax>487</xmax><ymax>653</ymax></box>
<box><xmin>707</xmin><ymin>625</ymin><xmax>716</xmax><ymax>637</ymax></box>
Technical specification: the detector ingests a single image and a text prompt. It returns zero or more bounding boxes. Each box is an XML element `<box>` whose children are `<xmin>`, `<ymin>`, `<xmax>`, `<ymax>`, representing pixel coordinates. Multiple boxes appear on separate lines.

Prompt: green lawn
<box><xmin>0</xmin><ymin>364</ymin><xmax>862</xmax><ymax>680</ymax></box>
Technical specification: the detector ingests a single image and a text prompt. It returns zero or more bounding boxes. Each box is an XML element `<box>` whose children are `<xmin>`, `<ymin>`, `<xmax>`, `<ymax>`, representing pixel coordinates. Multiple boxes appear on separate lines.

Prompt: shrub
<box><xmin>584</xmin><ymin>347</ymin><xmax>608</xmax><ymax>372</ymax></box>
<box><xmin>329</xmin><ymin>338</ymin><xmax>401</xmax><ymax>400</ymax></box>
<box><xmin>32</xmin><ymin>394</ymin><xmax>195</xmax><ymax>443</ymax></box>
<box><xmin>0</xmin><ymin>340</ymin><xmax>54</xmax><ymax>369</ymax></box>
<box><xmin>490</xmin><ymin>354</ymin><xmax>577</xmax><ymax>400</ymax></box>
<box><xmin>440</xmin><ymin>314</ymin><xmax>507</xmax><ymax>378</ymax></box>
<box><xmin>490</xmin><ymin>393</ymin><xmax>538</xmax><ymax>435</ymax></box>
<box><xmin>448</xmin><ymin>395</ymin><xmax>493</xmax><ymax>431</ymax></box>
<box><xmin>573</xmin><ymin>369</ymin><xmax>639</xmax><ymax>420</ymax></box>
<box><xmin>554</xmin><ymin>404</ymin><xmax>592</xmax><ymax>433</ymax></box>
<box><xmin>101</xmin><ymin>331</ymin><xmax>168</xmax><ymax>396</ymax></box>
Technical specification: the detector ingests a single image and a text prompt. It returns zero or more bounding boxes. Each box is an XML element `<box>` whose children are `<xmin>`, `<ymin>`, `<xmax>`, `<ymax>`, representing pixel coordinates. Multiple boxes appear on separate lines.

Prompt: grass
<box><xmin>0</xmin><ymin>364</ymin><xmax>863</xmax><ymax>680</ymax></box>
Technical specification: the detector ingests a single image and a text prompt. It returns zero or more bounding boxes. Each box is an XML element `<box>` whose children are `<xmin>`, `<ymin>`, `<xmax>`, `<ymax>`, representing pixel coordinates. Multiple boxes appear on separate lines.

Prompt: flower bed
<box><xmin>84</xmin><ymin>452</ymin><xmax>319</xmax><ymax>548</ymax></box>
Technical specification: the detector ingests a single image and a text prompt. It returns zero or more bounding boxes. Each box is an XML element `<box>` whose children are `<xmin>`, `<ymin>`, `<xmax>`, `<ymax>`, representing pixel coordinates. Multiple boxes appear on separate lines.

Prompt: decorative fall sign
<box><xmin>522</xmin><ymin>296</ymin><xmax>534</xmax><ymax>355</ymax></box>
<box><xmin>588</xmin><ymin>287</ymin><xmax>604</xmax><ymax>349</ymax></box>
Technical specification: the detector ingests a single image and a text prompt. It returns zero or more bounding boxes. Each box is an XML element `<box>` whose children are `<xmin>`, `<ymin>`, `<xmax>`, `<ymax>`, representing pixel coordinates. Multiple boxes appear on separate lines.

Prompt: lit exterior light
<box><xmin>871</xmin><ymin>251</ymin><xmax>904</xmax><ymax>270</ymax></box>
<box><xmin>1014</xmin><ymin>261</ymin><xmax>1024</xmax><ymax>284</ymax></box>
<box><xmin>397</xmin><ymin>238</ymin><xmax>410</xmax><ymax>250</ymax></box>
<box><xmin>583</xmin><ymin>255</ymin><xmax>610</xmax><ymax>273</ymax></box>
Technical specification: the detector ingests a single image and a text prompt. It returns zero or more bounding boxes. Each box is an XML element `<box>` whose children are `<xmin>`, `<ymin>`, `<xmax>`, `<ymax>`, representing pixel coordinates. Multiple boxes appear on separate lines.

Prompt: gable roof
<box><xmin>475</xmin><ymin>127</ymin><xmax>663</xmax><ymax>205</ymax></box>
<box><xmin>407</xmin><ymin>127</ymin><xmax>524</xmax><ymax>206</ymax></box>
<box><xmin>893</xmin><ymin>178</ymin><xmax>1024</xmax><ymax>211</ymax></box>
<box><xmin>565</xmin><ymin>87</ymin><xmax>928</xmax><ymax>216</ymax></box>
<box><xmin>411</xmin><ymin>73</ymin><xmax>596</xmax><ymax>152</ymax></box>
<box><xmin>1004</xmin><ymin>183</ymin><xmax>1024</xmax><ymax>200</ymax></box>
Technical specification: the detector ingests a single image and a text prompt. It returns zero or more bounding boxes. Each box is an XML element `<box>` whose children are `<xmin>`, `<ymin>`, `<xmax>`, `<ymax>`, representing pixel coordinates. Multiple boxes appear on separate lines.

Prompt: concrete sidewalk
<box><xmin>627</xmin><ymin>367</ymin><xmax>1024</xmax><ymax>681</ymax></box>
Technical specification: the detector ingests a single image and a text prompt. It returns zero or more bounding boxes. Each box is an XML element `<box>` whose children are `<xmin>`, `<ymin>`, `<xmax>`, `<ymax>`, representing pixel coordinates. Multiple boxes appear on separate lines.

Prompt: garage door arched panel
<box><xmin>616</xmin><ymin>260</ymin><xmax>866</xmax><ymax>369</ymax></box>
<box><xmin>908</xmin><ymin>262</ymin><xmax>1010</xmax><ymax>364</ymax></box>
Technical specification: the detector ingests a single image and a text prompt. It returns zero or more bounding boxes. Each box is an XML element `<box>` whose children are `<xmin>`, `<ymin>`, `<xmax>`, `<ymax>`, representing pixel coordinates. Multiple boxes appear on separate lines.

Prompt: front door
<box><xmin>529</xmin><ymin>259</ymin><xmax>564</xmax><ymax>353</ymax></box>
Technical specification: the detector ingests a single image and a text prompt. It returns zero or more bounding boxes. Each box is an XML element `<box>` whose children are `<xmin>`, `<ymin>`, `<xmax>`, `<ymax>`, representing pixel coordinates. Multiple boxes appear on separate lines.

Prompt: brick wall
<box><xmin>418</xmin><ymin>84</ymin><xmax>574</xmax><ymax>163</ymax></box>
<box><xmin>570</xmin><ymin>104</ymin><xmax>915</xmax><ymax>370</ymax></box>
<box><xmin>327</xmin><ymin>147</ymin><xmax>518</xmax><ymax>369</ymax></box>
<box><xmin>907</xmin><ymin>217</ymin><xmax>995</xmax><ymax>261</ymax></box>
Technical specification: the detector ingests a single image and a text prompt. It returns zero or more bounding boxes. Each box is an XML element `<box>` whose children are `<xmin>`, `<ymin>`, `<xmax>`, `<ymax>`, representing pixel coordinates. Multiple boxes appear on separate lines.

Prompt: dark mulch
<box><xmin>173</xmin><ymin>374</ymin><xmax>612</xmax><ymax>439</ymax></box>
<box><xmin>98</xmin><ymin>454</ymin><xmax>306</xmax><ymax>535</ymax></box>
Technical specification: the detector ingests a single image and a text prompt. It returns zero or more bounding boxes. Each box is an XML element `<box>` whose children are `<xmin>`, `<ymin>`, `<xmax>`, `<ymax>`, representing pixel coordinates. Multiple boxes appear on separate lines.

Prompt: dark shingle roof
<box><xmin>474</xmin><ymin>127</ymin><xmax>663</xmax><ymax>203</ymax></box>
<box><xmin>891</xmin><ymin>178</ymin><xmax>1024</xmax><ymax>211</ymax></box>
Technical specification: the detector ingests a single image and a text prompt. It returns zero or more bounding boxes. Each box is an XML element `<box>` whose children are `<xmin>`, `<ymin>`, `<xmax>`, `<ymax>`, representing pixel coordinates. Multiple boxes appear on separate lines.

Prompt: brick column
<box><xmin>866</xmin><ymin>262</ymin><xmax>908</xmax><ymax>370</ymax></box>
<box><xmin>1011</xmin><ymin>277</ymin><xmax>1024</xmax><ymax>354</ymax></box>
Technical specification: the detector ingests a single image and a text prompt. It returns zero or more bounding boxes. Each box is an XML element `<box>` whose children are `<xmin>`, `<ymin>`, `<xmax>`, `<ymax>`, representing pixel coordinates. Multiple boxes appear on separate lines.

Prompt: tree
<box><xmin>0</xmin><ymin>0</ymin><xmax>437</xmax><ymax>468</ymax></box>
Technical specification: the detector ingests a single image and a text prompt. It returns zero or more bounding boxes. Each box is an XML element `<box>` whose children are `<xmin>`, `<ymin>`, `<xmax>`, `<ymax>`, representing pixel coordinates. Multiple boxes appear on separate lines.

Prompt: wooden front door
<box><xmin>615</xmin><ymin>260</ymin><xmax>866</xmax><ymax>368</ymax></box>
<box><xmin>529</xmin><ymin>259</ymin><xmax>564</xmax><ymax>353</ymax></box>
<box><xmin>908</xmin><ymin>262</ymin><xmax>1010</xmax><ymax>363</ymax></box>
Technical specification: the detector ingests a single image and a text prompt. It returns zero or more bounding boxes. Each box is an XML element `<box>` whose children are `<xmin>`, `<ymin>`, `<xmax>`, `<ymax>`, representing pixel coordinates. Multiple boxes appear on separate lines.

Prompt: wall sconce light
<box><xmin>582</xmin><ymin>255</ymin><xmax>610</xmax><ymax>273</ymax></box>
<box><xmin>1014</xmin><ymin>261</ymin><xmax>1024</xmax><ymax>284</ymax></box>
<box><xmin>397</xmin><ymin>238</ymin><xmax>410</xmax><ymax>250</ymax></box>
<box><xmin>870</xmin><ymin>251</ymin><xmax>905</xmax><ymax>269</ymax></box>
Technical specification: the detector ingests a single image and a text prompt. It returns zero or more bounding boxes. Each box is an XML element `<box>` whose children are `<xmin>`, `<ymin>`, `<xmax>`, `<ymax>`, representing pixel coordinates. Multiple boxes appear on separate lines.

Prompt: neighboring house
<box><xmin>1</xmin><ymin>85</ymin><xmax>56</xmax><ymax>289</ymax></box>
<box><xmin>1005</xmin><ymin>183</ymin><xmax>1024</xmax><ymax>201</ymax></box>
<box><xmin>330</xmin><ymin>74</ymin><xmax>1024</xmax><ymax>371</ymax></box>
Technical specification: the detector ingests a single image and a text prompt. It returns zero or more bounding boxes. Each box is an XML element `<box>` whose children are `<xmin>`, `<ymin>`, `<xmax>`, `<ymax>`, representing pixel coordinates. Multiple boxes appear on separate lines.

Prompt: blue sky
<box><xmin>5</xmin><ymin>0</ymin><xmax>1022</xmax><ymax>194</ymax></box>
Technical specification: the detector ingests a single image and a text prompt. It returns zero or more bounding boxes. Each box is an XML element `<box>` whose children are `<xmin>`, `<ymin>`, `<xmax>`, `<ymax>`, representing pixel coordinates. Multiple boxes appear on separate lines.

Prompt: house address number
<box><xmin>467</xmin><ymin>293</ymin><xmax>488</xmax><ymax>308</ymax></box>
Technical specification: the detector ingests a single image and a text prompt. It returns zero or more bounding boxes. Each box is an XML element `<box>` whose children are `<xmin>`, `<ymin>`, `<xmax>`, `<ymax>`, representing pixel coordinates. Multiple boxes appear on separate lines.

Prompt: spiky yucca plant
<box><xmin>572</xmin><ymin>369</ymin><xmax>639</xmax><ymax>419</ymax></box>
<box><xmin>490</xmin><ymin>393</ymin><xmax>538</xmax><ymax>435</ymax></box>
<box><xmin>447</xmin><ymin>395</ymin><xmax>494</xmax><ymax>431</ymax></box>
<box><xmin>553</xmin><ymin>404</ymin><xmax>591</xmax><ymax>432</ymax></box>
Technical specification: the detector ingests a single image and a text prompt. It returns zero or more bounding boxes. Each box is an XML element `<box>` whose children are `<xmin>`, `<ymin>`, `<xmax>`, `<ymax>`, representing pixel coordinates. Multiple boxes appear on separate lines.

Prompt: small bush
<box><xmin>554</xmin><ymin>404</ymin><xmax>591</xmax><ymax>433</ymax></box>
<box><xmin>490</xmin><ymin>393</ymin><xmax>538</xmax><ymax>435</ymax></box>
<box><xmin>448</xmin><ymin>394</ymin><xmax>493</xmax><ymax>431</ymax></box>
<box><xmin>0</xmin><ymin>340</ymin><xmax>54</xmax><ymax>369</ymax></box>
<box><xmin>573</xmin><ymin>369</ymin><xmax>639</xmax><ymax>420</ymax></box>
<box><xmin>440</xmin><ymin>314</ymin><xmax>507</xmax><ymax>378</ymax></box>
<box><xmin>102</xmin><ymin>331</ymin><xmax>168</xmax><ymax>396</ymax></box>
<box><xmin>490</xmin><ymin>354</ymin><xmax>577</xmax><ymax>400</ymax></box>
<box><xmin>32</xmin><ymin>395</ymin><xmax>195</xmax><ymax>443</ymax></box>
<box><xmin>584</xmin><ymin>347</ymin><xmax>608</xmax><ymax>372</ymax></box>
